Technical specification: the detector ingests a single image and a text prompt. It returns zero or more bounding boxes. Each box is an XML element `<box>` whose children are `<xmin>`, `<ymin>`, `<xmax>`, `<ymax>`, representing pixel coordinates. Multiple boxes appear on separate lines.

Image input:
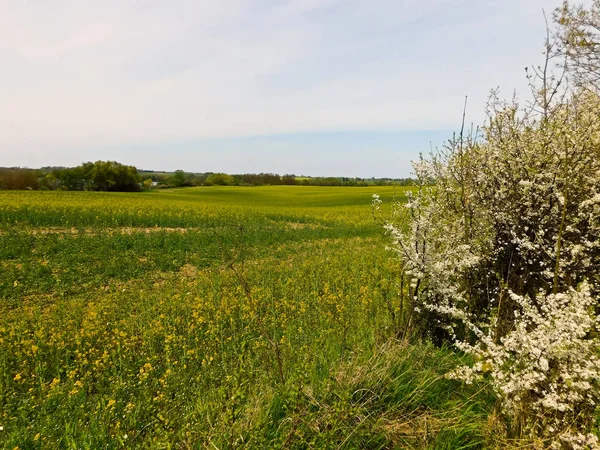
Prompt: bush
<box><xmin>376</xmin><ymin>53</ymin><xmax>600</xmax><ymax>445</ymax></box>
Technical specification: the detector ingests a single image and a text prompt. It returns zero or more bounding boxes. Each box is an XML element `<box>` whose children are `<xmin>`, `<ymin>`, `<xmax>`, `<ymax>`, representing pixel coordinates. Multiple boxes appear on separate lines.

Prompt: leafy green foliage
<box><xmin>205</xmin><ymin>172</ymin><xmax>236</xmax><ymax>186</ymax></box>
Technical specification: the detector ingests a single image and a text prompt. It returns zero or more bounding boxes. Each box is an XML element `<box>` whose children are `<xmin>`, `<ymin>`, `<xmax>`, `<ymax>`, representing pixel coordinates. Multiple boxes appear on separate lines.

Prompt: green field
<box><xmin>0</xmin><ymin>187</ymin><xmax>494</xmax><ymax>449</ymax></box>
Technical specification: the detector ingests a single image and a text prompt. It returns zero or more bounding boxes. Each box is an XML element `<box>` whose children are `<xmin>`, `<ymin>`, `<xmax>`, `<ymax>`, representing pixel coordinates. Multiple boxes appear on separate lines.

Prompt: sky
<box><xmin>0</xmin><ymin>0</ymin><xmax>567</xmax><ymax>177</ymax></box>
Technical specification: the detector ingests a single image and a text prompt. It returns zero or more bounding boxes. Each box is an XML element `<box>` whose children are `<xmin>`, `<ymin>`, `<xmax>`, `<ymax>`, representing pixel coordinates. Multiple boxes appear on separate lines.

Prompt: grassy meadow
<box><xmin>0</xmin><ymin>187</ymin><xmax>496</xmax><ymax>449</ymax></box>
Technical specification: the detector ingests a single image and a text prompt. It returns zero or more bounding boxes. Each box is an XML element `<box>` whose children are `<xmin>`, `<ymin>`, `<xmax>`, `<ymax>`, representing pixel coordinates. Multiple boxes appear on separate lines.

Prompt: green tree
<box><xmin>142</xmin><ymin>178</ymin><xmax>154</xmax><ymax>190</ymax></box>
<box><xmin>0</xmin><ymin>168</ymin><xmax>40</xmax><ymax>190</ymax></box>
<box><xmin>43</xmin><ymin>172</ymin><xmax>59</xmax><ymax>190</ymax></box>
<box><xmin>204</xmin><ymin>173</ymin><xmax>235</xmax><ymax>186</ymax></box>
<box><xmin>52</xmin><ymin>161</ymin><xmax>139</xmax><ymax>192</ymax></box>
<box><xmin>168</xmin><ymin>170</ymin><xmax>186</xmax><ymax>187</ymax></box>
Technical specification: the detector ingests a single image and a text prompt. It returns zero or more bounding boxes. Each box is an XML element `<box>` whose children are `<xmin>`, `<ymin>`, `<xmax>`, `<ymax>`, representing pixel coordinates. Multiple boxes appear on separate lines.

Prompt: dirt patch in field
<box><xmin>30</xmin><ymin>227</ymin><xmax>81</xmax><ymax>235</ymax></box>
<box><xmin>284</xmin><ymin>222</ymin><xmax>328</xmax><ymax>230</ymax></box>
<box><xmin>178</xmin><ymin>264</ymin><xmax>199</xmax><ymax>278</ymax></box>
<box><xmin>24</xmin><ymin>226</ymin><xmax>190</xmax><ymax>236</ymax></box>
<box><xmin>119</xmin><ymin>227</ymin><xmax>188</xmax><ymax>235</ymax></box>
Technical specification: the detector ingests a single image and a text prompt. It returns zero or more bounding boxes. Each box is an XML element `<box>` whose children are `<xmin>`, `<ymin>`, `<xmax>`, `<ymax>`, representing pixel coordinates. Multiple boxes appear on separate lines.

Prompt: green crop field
<box><xmin>0</xmin><ymin>186</ymin><xmax>493</xmax><ymax>449</ymax></box>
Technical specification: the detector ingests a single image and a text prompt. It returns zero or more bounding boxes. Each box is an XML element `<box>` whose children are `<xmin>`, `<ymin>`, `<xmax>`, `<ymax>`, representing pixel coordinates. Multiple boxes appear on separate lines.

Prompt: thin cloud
<box><xmin>0</xmin><ymin>0</ymin><xmax>566</xmax><ymax>174</ymax></box>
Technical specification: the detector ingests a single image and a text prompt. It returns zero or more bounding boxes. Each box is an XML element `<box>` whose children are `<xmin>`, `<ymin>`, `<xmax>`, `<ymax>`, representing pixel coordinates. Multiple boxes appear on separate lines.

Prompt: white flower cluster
<box><xmin>448</xmin><ymin>284</ymin><xmax>600</xmax><ymax>448</ymax></box>
<box><xmin>377</xmin><ymin>89</ymin><xmax>600</xmax><ymax>446</ymax></box>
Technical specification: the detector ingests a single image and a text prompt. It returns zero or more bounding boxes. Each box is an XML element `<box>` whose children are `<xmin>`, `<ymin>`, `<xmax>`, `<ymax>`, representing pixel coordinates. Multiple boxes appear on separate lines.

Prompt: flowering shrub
<box><xmin>450</xmin><ymin>285</ymin><xmax>600</xmax><ymax>448</ymax></box>
<box><xmin>377</xmin><ymin>70</ymin><xmax>600</xmax><ymax>446</ymax></box>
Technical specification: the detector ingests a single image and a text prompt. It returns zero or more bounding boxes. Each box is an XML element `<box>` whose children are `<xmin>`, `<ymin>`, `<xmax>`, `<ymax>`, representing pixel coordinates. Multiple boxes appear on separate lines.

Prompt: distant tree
<box><xmin>240</xmin><ymin>173</ymin><xmax>261</xmax><ymax>185</ymax></box>
<box><xmin>0</xmin><ymin>168</ymin><xmax>40</xmax><ymax>190</ymax></box>
<box><xmin>89</xmin><ymin>161</ymin><xmax>139</xmax><ymax>192</ymax></box>
<box><xmin>168</xmin><ymin>170</ymin><xmax>186</xmax><ymax>187</ymax></box>
<box><xmin>204</xmin><ymin>173</ymin><xmax>235</xmax><ymax>186</ymax></box>
<box><xmin>231</xmin><ymin>174</ymin><xmax>244</xmax><ymax>185</ymax></box>
<box><xmin>142</xmin><ymin>178</ymin><xmax>154</xmax><ymax>190</ymax></box>
<box><xmin>195</xmin><ymin>173</ymin><xmax>210</xmax><ymax>185</ymax></box>
<box><xmin>281</xmin><ymin>174</ymin><xmax>297</xmax><ymax>185</ymax></box>
<box><xmin>184</xmin><ymin>173</ymin><xmax>203</xmax><ymax>186</ymax></box>
<box><xmin>42</xmin><ymin>172</ymin><xmax>59</xmax><ymax>190</ymax></box>
<box><xmin>260</xmin><ymin>173</ymin><xmax>281</xmax><ymax>185</ymax></box>
<box><xmin>52</xmin><ymin>161</ymin><xmax>139</xmax><ymax>192</ymax></box>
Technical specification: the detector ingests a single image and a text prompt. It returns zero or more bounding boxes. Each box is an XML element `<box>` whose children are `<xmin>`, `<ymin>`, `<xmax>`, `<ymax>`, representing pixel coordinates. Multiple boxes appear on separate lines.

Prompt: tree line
<box><xmin>149</xmin><ymin>171</ymin><xmax>414</xmax><ymax>187</ymax></box>
<box><xmin>0</xmin><ymin>163</ymin><xmax>414</xmax><ymax>191</ymax></box>
<box><xmin>0</xmin><ymin>161</ymin><xmax>140</xmax><ymax>191</ymax></box>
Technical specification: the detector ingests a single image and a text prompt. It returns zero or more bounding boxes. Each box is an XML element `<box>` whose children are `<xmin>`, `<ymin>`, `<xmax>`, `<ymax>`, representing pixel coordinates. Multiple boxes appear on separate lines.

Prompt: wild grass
<box><xmin>0</xmin><ymin>186</ymin><xmax>501</xmax><ymax>449</ymax></box>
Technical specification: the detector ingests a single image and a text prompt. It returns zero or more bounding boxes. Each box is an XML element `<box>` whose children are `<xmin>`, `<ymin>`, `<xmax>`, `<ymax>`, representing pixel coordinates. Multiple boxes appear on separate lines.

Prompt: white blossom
<box><xmin>379</xmin><ymin>88</ymin><xmax>600</xmax><ymax>447</ymax></box>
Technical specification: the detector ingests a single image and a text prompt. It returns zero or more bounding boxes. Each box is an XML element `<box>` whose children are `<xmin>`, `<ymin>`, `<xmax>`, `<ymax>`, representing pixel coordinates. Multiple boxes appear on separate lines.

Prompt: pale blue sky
<box><xmin>1</xmin><ymin>0</ymin><xmax>567</xmax><ymax>177</ymax></box>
